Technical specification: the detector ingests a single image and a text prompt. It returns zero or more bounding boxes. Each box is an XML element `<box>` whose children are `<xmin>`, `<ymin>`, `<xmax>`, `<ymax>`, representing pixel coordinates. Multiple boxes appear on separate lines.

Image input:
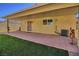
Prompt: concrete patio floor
<box><xmin>5</xmin><ymin>31</ymin><xmax>79</xmax><ymax>55</ymax></box>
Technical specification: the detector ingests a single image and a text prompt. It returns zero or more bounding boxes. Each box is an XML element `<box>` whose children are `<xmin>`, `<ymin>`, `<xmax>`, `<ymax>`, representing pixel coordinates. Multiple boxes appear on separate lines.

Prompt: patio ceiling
<box><xmin>5</xmin><ymin>3</ymin><xmax>79</xmax><ymax>19</ymax></box>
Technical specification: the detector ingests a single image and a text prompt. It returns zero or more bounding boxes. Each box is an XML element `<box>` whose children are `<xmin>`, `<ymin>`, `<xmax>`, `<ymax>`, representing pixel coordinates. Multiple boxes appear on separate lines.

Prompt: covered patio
<box><xmin>5</xmin><ymin>31</ymin><xmax>79</xmax><ymax>55</ymax></box>
<box><xmin>3</xmin><ymin>4</ymin><xmax>79</xmax><ymax>55</ymax></box>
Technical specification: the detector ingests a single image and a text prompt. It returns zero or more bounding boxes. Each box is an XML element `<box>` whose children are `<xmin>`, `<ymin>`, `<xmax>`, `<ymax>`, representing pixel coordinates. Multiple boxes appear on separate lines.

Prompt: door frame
<box><xmin>27</xmin><ymin>21</ymin><xmax>33</xmax><ymax>32</ymax></box>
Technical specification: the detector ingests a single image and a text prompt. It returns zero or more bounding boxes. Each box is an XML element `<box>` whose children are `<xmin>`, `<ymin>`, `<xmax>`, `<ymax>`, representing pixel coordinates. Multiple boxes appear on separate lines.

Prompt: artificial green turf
<box><xmin>0</xmin><ymin>34</ymin><xmax>69</xmax><ymax>56</ymax></box>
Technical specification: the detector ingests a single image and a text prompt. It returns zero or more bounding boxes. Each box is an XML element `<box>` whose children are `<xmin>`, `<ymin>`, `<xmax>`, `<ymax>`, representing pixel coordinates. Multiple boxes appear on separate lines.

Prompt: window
<box><xmin>43</xmin><ymin>19</ymin><xmax>53</xmax><ymax>25</ymax></box>
<box><xmin>43</xmin><ymin>20</ymin><xmax>47</xmax><ymax>25</ymax></box>
<box><xmin>48</xmin><ymin>19</ymin><xmax>52</xmax><ymax>25</ymax></box>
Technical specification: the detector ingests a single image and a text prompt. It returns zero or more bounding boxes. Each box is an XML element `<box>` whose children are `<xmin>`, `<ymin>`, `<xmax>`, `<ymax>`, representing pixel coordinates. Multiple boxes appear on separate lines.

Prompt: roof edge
<box><xmin>4</xmin><ymin>3</ymin><xmax>49</xmax><ymax>18</ymax></box>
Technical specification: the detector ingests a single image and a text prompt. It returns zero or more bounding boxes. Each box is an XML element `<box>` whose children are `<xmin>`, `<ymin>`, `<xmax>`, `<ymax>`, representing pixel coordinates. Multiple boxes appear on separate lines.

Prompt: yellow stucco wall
<box><xmin>8</xmin><ymin>19</ymin><xmax>21</xmax><ymax>32</ymax></box>
<box><xmin>21</xmin><ymin>15</ymin><xmax>76</xmax><ymax>35</ymax></box>
<box><xmin>20</xmin><ymin>6</ymin><xmax>78</xmax><ymax>38</ymax></box>
<box><xmin>0</xmin><ymin>20</ymin><xmax>21</xmax><ymax>33</ymax></box>
<box><xmin>0</xmin><ymin>22</ymin><xmax>7</xmax><ymax>32</ymax></box>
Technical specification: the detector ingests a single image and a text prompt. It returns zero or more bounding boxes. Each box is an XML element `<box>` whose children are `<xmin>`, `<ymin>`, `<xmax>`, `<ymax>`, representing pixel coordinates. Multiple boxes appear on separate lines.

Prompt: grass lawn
<box><xmin>0</xmin><ymin>34</ymin><xmax>69</xmax><ymax>56</ymax></box>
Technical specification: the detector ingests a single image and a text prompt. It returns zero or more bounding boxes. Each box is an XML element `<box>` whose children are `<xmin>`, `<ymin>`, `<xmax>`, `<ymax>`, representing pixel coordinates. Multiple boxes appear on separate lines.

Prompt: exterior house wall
<box><xmin>0</xmin><ymin>22</ymin><xmax>7</xmax><ymax>32</ymax></box>
<box><xmin>0</xmin><ymin>19</ymin><xmax>21</xmax><ymax>33</ymax></box>
<box><xmin>8</xmin><ymin>19</ymin><xmax>21</xmax><ymax>32</ymax></box>
<box><xmin>21</xmin><ymin>20</ymin><xmax>27</xmax><ymax>31</ymax></box>
<box><xmin>20</xmin><ymin>7</ymin><xmax>78</xmax><ymax>38</ymax></box>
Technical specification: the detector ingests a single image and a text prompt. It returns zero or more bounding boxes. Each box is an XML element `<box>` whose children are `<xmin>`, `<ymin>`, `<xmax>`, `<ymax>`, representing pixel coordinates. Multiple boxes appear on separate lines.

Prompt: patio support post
<box><xmin>7</xmin><ymin>19</ymin><xmax>9</xmax><ymax>33</ymax></box>
<box><xmin>76</xmin><ymin>19</ymin><xmax>79</xmax><ymax>47</ymax></box>
<box><xmin>77</xmin><ymin>8</ymin><xmax>79</xmax><ymax>48</ymax></box>
<box><xmin>76</xmin><ymin>7</ymin><xmax>79</xmax><ymax>48</ymax></box>
<box><xmin>77</xmin><ymin>19</ymin><xmax>79</xmax><ymax>47</ymax></box>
